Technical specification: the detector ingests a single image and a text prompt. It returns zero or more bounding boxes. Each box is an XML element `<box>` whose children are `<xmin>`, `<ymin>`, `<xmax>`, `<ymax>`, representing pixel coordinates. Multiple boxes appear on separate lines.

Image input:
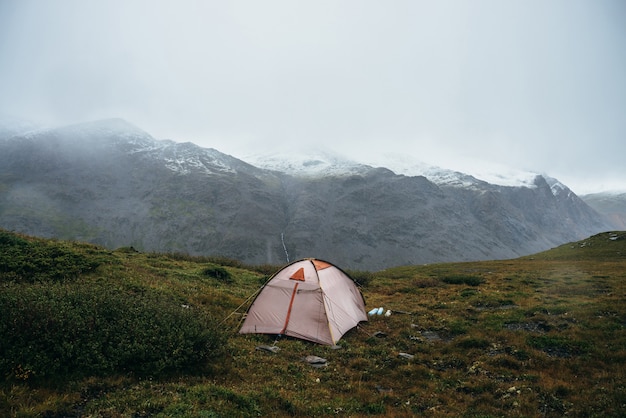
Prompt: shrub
<box><xmin>527</xmin><ymin>335</ymin><xmax>589</xmax><ymax>358</ymax></box>
<box><xmin>442</xmin><ymin>275</ymin><xmax>484</xmax><ymax>286</ymax></box>
<box><xmin>0</xmin><ymin>282</ymin><xmax>229</xmax><ymax>381</ymax></box>
<box><xmin>249</xmin><ymin>264</ymin><xmax>282</xmax><ymax>276</ymax></box>
<box><xmin>202</xmin><ymin>266</ymin><xmax>233</xmax><ymax>283</ymax></box>
<box><xmin>460</xmin><ymin>288</ymin><xmax>479</xmax><ymax>297</ymax></box>
<box><xmin>115</xmin><ymin>246</ymin><xmax>140</xmax><ymax>253</ymax></box>
<box><xmin>347</xmin><ymin>270</ymin><xmax>375</xmax><ymax>287</ymax></box>
<box><xmin>412</xmin><ymin>277</ymin><xmax>441</xmax><ymax>288</ymax></box>
<box><xmin>455</xmin><ymin>337</ymin><xmax>490</xmax><ymax>349</ymax></box>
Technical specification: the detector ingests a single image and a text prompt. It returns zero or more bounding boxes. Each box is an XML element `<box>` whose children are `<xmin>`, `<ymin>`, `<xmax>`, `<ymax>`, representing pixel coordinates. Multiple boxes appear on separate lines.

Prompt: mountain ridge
<box><xmin>0</xmin><ymin>117</ymin><xmax>614</xmax><ymax>270</ymax></box>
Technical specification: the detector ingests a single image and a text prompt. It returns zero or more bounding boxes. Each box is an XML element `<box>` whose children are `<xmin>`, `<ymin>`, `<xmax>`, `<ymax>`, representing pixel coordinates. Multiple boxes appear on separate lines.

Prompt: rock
<box><xmin>421</xmin><ymin>330</ymin><xmax>442</xmax><ymax>342</ymax></box>
<box><xmin>375</xmin><ymin>385</ymin><xmax>393</xmax><ymax>393</ymax></box>
<box><xmin>303</xmin><ymin>355</ymin><xmax>327</xmax><ymax>368</ymax></box>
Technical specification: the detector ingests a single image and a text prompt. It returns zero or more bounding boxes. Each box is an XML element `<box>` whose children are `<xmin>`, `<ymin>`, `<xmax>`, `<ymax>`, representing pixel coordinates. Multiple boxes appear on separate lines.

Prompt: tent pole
<box><xmin>219</xmin><ymin>286</ymin><xmax>262</xmax><ymax>326</ymax></box>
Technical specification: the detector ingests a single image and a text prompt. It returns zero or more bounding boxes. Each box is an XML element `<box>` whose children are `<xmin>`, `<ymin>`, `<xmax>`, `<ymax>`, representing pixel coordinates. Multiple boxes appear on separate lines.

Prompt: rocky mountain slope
<box><xmin>0</xmin><ymin>118</ymin><xmax>613</xmax><ymax>270</ymax></box>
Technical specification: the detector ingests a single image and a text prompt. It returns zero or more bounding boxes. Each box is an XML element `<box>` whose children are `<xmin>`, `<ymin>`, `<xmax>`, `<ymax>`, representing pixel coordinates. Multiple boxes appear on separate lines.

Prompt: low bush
<box><xmin>347</xmin><ymin>270</ymin><xmax>375</xmax><ymax>287</ymax></box>
<box><xmin>527</xmin><ymin>335</ymin><xmax>589</xmax><ymax>357</ymax></box>
<box><xmin>442</xmin><ymin>275</ymin><xmax>484</xmax><ymax>286</ymax></box>
<box><xmin>202</xmin><ymin>266</ymin><xmax>233</xmax><ymax>283</ymax></box>
<box><xmin>455</xmin><ymin>337</ymin><xmax>491</xmax><ymax>349</ymax></box>
<box><xmin>0</xmin><ymin>282</ymin><xmax>229</xmax><ymax>381</ymax></box>
<box><xmin>412</xmin><ymin>277</ymin><xmax>441</xmax><ymax>288</ymax></box>
<box><xmin>249</xmin><ymin>263</ymin><xmax>282</xmax><ymax>276</ymax></box>
<box><xmin>0</xmin><ymin>231</ymin><xmax>101</xmax><ymax>283</ymax></box>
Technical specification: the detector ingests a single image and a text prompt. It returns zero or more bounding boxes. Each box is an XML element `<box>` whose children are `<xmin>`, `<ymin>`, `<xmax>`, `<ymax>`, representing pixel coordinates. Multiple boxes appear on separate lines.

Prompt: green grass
<box><xmin>1</xmin><ymin>230</ymin><xmax>626</xmax><ymax>417</ymax></box>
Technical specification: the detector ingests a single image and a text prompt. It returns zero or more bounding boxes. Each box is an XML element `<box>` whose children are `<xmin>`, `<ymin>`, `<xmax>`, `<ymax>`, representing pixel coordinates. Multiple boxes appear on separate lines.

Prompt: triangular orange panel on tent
<box><xmin>290</xmin><ymin>267</ymin><xmax>306</xmax><ymax>281</ymax></box>
<box><xmin>312</xmin><ymin>259</ymin><xmax>333</xmax><ymax>271</ymax></box>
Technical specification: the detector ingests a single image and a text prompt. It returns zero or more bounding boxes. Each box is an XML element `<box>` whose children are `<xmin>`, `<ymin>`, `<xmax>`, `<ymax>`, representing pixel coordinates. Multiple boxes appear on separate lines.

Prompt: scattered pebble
<box><xmin>375</xmin><ymin>385</ymin><xmax>393</xmax><ymax>393</ymax></box>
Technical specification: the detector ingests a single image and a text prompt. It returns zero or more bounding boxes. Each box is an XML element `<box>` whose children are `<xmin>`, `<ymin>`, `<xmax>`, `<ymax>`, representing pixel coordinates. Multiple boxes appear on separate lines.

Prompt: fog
<box><xmin>0</xmin><ymin>0</ymin><xmax>624</xmax><ymax>193</ymax></box>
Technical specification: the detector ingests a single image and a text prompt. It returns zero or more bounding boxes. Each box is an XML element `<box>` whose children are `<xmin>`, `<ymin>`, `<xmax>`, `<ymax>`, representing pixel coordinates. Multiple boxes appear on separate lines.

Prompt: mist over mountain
<box><xmin>0</xmin><ymin>118</ymin><xmax>613</xmax><ymax>270</ymax></box>
<box><xmin>581</xmin><ymin>191</ymin><xmax>626</xmax><ymax>230</ymax></box>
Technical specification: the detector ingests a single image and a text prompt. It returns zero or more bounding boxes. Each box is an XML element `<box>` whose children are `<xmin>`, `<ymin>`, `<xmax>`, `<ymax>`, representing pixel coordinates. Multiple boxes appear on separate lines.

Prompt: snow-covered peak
<box><xmin>242</xmin><ymin>147</ymin><xmax>373</xmax><ymax>177</ymax></box>
<box><xmin>543</xmin><ymin>176</ymin><xmax>575</xmax><ymax>198</ymax></box>
<box><xmin>242</xmin><ymin>147</ymin><xmax>549</xmax><ymax>192</ymax></box>
<box><xmin>357</xmin><ymin>152</ymin><xmax>540</xmax><ymax>189</ymax></box>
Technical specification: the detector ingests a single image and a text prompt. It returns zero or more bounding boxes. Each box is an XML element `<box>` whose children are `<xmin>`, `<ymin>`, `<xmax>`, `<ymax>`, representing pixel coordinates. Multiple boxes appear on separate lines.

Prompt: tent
<box><xmin>239</xmin><ymin>258</ymin><xmax>367</xmax><ymax>345</ymax></box>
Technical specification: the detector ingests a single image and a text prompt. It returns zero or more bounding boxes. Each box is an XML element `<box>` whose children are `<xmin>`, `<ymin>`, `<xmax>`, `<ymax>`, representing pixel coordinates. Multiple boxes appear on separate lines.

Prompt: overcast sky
<box><xmin>0</xmin><ymin>0</ymin><xmax>624</xmax><ymax>193</ymax></box>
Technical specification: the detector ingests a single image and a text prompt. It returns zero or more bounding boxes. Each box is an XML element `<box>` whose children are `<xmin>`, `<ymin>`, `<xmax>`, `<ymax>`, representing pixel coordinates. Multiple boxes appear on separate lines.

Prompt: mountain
<box><xmin>0</xmin><ymin>118</ymin><xmax>286</xmax><ymax>261</ymax></box>
<box><xmin>0</xmin><ymin>113</ymin><xmax>42</xmax><ymax>138</ymax></box>
<box><xmin>0</xmin><ymin>118</ymin><xmax>613</xmax><ymax>270</ymax></box>
<box><xmin>581</xmin><ymin>191</ymin><xmax>626</xmax><ymax>229</ymax></box>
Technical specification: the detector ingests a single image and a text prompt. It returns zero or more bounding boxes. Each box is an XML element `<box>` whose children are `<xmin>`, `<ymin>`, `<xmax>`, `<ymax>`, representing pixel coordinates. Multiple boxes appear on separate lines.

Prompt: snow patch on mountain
<box><xmin>361</xmin><ymin>152</ymin><xmax>540</xmax><ymax>189</ymax></box>
<box><xmin>544</xmin><ymin>176</ymin><xmax>574</xmax><ymax>198</ymax></box>
<box><xmin>245</xmin><ymin>147</ymin><xmax>545</xmax><ymax>192</ymax></box>
<box><xmin>159</xmin><ymin>143</ymin><xmax>237</xmax><ymax>175</ymax></box>
<box><xmin>115</xmin><ymin>134</ymin><xmax>237</xmax><ymax>176</ymax></box>
<box><xmin>242</xmin><ymin>147</ymin><xmax>373</xmax><ymax>178</ymax></box>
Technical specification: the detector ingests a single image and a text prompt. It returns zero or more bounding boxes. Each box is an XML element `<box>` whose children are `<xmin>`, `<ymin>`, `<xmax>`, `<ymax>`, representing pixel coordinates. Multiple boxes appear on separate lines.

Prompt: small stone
<box><xmin>304</xmin><ymin>355</ymin><xmax>328</xmax><ymax>367</ymax></box>
<box><xmin>304</xmin><ymin>355</ymin><xmax>327</xmax><ymax>364</ymax></box>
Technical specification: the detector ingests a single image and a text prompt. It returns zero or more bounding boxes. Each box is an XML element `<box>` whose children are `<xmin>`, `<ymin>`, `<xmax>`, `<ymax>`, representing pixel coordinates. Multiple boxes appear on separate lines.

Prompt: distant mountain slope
<box><xmin>581</xmin><ymin>192</ymin><xmax>626</xmax><ymax>229</ymax></box>
<box><xmin>0</xmin><ymin>118</ymin><xmax>613</xmax><ymax>270</ymax></box>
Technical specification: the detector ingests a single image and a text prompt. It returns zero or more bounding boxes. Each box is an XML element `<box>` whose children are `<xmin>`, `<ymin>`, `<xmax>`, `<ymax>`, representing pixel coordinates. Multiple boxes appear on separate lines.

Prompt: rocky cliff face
<box><xmin>0</xmin><ymin>119</ymin><xmax>613</xmax><ymax>270</ymax></box>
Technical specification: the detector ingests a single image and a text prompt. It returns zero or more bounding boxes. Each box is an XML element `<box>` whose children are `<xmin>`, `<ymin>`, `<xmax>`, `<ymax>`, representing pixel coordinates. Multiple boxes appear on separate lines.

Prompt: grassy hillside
<box><xmin>1</xmin><ymin>230</ymin><xmax>625</xmax><ymax>417</ymax></box>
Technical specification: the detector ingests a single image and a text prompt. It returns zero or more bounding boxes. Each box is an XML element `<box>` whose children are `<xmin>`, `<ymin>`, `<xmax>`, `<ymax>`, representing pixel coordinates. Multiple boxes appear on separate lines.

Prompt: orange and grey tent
<box><xmin>239</xmin><ymin>258</ymin><xmax>367</xmax><ymax>345</ymax></box>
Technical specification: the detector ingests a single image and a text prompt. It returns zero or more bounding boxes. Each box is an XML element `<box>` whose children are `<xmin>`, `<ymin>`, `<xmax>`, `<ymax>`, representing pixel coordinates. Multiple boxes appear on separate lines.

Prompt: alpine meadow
<box><xmin>1</xmin><ymin>229</ymin><xmax>625</xmax><ymax>417</ymax></box>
